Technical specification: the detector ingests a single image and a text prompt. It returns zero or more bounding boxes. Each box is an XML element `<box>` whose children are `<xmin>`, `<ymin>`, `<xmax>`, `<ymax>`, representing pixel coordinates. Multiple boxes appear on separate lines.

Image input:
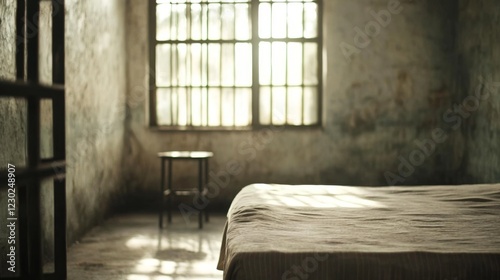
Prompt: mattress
<box><xmin>217</xmin><ymin>183</ymin><xmax>500</xmax><ymax>280</ymax></box>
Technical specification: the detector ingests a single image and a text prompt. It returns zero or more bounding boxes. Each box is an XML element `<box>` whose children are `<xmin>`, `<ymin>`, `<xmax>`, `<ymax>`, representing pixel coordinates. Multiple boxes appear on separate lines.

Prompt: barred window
<box><xmin>150</xmin><ymin>0</ymin><xmax>322</xmax><ymax>129</ymax></box>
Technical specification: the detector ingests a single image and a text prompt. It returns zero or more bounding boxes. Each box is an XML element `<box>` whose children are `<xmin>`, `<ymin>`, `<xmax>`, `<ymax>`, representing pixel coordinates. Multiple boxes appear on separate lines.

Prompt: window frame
<box><xmin>148</xmin><ymin>0</ymin><xmax>323</xmax><ymax>130</ymax></box>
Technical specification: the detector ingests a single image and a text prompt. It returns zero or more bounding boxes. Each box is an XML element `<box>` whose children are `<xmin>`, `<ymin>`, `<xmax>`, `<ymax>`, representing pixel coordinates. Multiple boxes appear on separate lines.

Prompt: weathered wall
<box><xmin>454</xmin><ymin>0</ymin><xmax>500</xmax><ymax>183</ymax></box>
<box><xmin>64</xmin><ymin>0</ymin><xmax>127</xmax><ymax>243</ymax></box>
<box><xmin>125</xmin><ymin>0</ymin><xmax>457</xmax><ymax>209</ymax></box>
<box><xmin>1</xmin><ymin>0</ymin><xmax>127</xmax><ymax>274</ymax></box>
<box><xmin>1</xmin><ymin>0</ymin><xmax>24</xmax><ymax>275</ymax></box>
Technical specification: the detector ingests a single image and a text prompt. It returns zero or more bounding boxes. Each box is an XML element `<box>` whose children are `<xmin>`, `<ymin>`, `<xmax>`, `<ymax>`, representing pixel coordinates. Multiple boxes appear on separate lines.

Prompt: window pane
<box><xmin>176</xmin><ymin>4</ymin><xmax>188</xmax><ymax>40</ymax></box>
<box><xmin>177</xmin><ymin>87</ymin><xmax>188</xmax><ymax>126</ymax></box>
<box><xmin>235</xmin><ymin>4</ymin><xmax>251</xmax><ymax>40</ymax></box>
<box><xmin>272</xmin><ymin>87</ymin><xmax>286</xmax><ymax>125</ymax></box>
<box><xmin>287</xmin><ymin>87</ymin><xmax>303</xmax><ymax>125</ymax></box>
<box><xmin>201</xmin><ymin>88</ymin><xmax>208</xmax><ymax>125</ymax></box>
<box><xmin>304</xmin><ymin>2</ymin><xmax>318</xmax><ymax>38</ymax></box>
<box><xmin>157</xmin><ymin>88</ymin><xmax>172</xmax><ymax>125</ymax></box>
<box><xmin>201</xmin><ymin>43</ymin><xmax>208</xmax><ymax>86</ymax></box>
<box><xmin>208</xmin><ymin>4</ymin><xmax>221</xmax><ymax>40</ymax></box>
<box><xmin>287</xmin><ymin>3</ymin><xmax>303</xmax><ymax>38</ymax></box>
<box><xmin>157</xmin><ymin>4</ymin><xmax>171</xmax><ymax>40</ymax></box>
<box><xmin>176</xmin><ymin>44</ymin><xmax>188</xmax><ymax>86</ymax></box>
<box><xmin>259</xmin><ymin>4</ymin><xmax>271</xmax><ymax>39</ymax></box>
<box><xmin>221</xmin><ymin>44</ymin><xmax>235</xmax><ymax>86</ymax></box>
<box><xmin>272</xmin><ymin>3</ymin><xmax>286</xmax><ymax>39</ymax></box>
<box><xmin>208</xmin><ymin>44</ymin><xmax>221</xmax><ymax>86</ymax></box>
<box><xmin>260</xmin><ymin>87</ymin><xmax>271</xmax><ymax>125</ymax></box>
<box><xmin>304</xmin><ymin>42</ymin><xmax>318</xmax><ymax>85</ymax></box>
<box><xmin>235</xmin><ymin>43</ymin><xmax>252</xmax><ymax>86</ymax></box>
<box><xmin>221</xmin><ymin>4</ymin><xmax>235</xmax><ymax>40</ymax></box>
<box><xmin>259</xmin><ymin>42</ymin><xmax>271</xmax><ymax>85</ymax></box>
<box><xmin>287</xmin><ymin>43</ymin><xmax>302</xmax><ymax>86</ymax></box>
<box><xmin>190</xmin><ymin>43</ymin><xmax>202</xmax><ymax>86</ymax></box>
<box><xmin>221</xmin><ymin>88</ymin><xmax>234</xmax><ymax>126</ymax></box>
<box><xmin>208</xmin><ymin>88</ymin><xmax>221</xmax><ymax>126</ymax></box>
<box><xmin>156</xmin><ymin>44</ymin><xmax>171</xmax><ymax>86</ymax></box>
<box><xmin>190</xmin><ymin>4</ymin><xmax>202</xmax><ymax>40</ymax></box>
<box><xmin>304</xmin><ymin>87</ymin><xmax>318</xmax><ymax>125</ymax></box>
<box><xmin>191</xmin><ymin>88</ymin><xmax>202</xmax><ymax>126</ymax></box>
<box><xmin>235</xmin><ymin>88</ymin><xmax>252</xmax><ymax>126</ymax></box>
<box><xmin>272</xmin><ymin>42</ymin><xmax>286</xmax><ymax>86</ymax></box>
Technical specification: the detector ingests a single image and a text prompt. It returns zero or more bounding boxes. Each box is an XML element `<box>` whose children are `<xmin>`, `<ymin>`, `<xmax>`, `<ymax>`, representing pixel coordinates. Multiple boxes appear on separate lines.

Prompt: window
<box><xmin>150</xmin><ymin>0</ymin><xmax>322</xmax><ymax>129</ymax></box>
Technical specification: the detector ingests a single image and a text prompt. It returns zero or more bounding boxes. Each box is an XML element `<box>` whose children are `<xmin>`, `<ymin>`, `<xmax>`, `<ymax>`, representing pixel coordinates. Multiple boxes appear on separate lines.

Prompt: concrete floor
<box><xmin>66</xmin><ymin>213</ymin><xmax>226</xmax><ymax>280</ymax></box>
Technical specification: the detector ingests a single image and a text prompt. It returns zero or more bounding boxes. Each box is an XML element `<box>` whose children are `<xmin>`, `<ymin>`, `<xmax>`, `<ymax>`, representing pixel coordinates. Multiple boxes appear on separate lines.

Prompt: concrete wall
<box><xmin>125</xmin><ymin>0</ymin><xmax>457</xmax><ymax>209</ymax></box>
<box><xmin>454</xmin><ymin>0</ymin><xmax>500</xmax><ymax>183</ymax></box>
<box><xmin>1</xmin><ymin>0</ymin><xmax>127</xmax><ymax>274</ymax></box>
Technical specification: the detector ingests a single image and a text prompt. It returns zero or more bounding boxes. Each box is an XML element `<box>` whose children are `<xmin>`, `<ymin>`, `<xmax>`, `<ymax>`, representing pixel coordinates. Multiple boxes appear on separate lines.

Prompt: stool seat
<box><xmin>158</xmin><ymin>151</ymin><xmax>214</xmax><ymax>159</ymax></box>
<box><xmin>158</xmin><ymin>151</ymin><xmax>213</xmax><ymax>229</ymax></box>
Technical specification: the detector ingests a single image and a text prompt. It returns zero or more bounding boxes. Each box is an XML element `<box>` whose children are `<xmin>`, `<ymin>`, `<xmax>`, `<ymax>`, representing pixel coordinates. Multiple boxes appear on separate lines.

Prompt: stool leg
<box><xmin>167</xmin><ymin>158</ymin><xmax>172</xmax><ymax>224</ymax></box>
<box><xmin>159</xmin><ymin>158</ymin><xmax>165</xmax><ymax>228</ymax></box>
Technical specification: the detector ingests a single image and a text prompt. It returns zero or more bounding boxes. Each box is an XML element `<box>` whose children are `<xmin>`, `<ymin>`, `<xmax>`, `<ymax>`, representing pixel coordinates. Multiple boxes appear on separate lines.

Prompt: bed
<box><xmin>217</xmin><ymin>183</ymin><xmax>500</xmax><ymax>280</ymax></box>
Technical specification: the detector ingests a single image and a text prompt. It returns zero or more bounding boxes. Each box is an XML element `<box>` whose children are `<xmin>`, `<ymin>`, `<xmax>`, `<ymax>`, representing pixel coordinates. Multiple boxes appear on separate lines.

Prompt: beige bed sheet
<box><xmin>218</xmin><ymin>183</ymin><xmax>500</xmax><ymax>280</ymax></box>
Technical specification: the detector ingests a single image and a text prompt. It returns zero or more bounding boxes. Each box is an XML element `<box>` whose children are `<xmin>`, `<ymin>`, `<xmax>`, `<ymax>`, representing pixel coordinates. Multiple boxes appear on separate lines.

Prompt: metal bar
<box><xmin>301</xmin><ymin>2</ymin><xmax>306</xmax><ymax>124</ymax></box>
<box><xmin>167</xmin><ymin>158</ymin><xmax>172</xmax><ymax>223</ymax></box>
<box><xmin>52</xmin><ymin>0</ymin><xmax>65</xmax><ymax>85</ymax></box>
<box><xmin>251</xmin><ymin>0</ymin><xmax>259</xmax><ymax>126</ymax></box>
<box><xmin>285</xmin><ymin>3</ymin><xmax>289</xmax><ymax>124</ymax></box>
<box><xmin>0</xmin><ymin>81</ymin><xmax>64</xmax><ymax>98</ymax></box>
<box><xmin>187</xmin><ymin>46</ymin><xmax>192</xmax><ymax>126</ymax></box>
<box><xmin>317</xmin><ymin>0</ymin><xmax>323</xmax><ymax>125</ymax></box>
<box><xmin>176</xmin><ymin>45</ymin><xmax>180</xmax><ymax>124</ymax></box>
<box><xmin>285</xmin><ymin>41</ymin><xmax>288</xmax><ymax>125</ymax></box>
<box><xmin>18</xmin><ymin>184</ymin><xmax>29</xmax><ymax>278</ymax></box>
<box><xmin>16</xmin><ymin>0</ymin><xmax>25</xmax><ymax>80</ymax></box>
<box><xmin>205</xmin><ymin>5</ymin><xmax>209</xmax><ymax>125</ymax></box>
<box><xmin>200</xmin><ymin>6</ymin><xmax>203</xmax><ymax>125</ymax></box>
<box><xmin>233</xmin><ymin>10</ymin><xmax>237</xmax><ymax>126</ymax></box>
<box><xmin>219</xmin><ymin>4</ymin><xmax>223</xmax><ymax>126</ymax></box>
<box><xmin>200</xmin><ymin>44</ymin><xmax>203</xmax><ymax>125</ymax></box>
<box><xmin>0</xmin><ymin>161</ymin><xmax>66</xmax><ymax>185</ymax></box>
<box><xmin>27</xmin><ymin>96</ymin><xmax>42</xmax><ymax>279</ymax></box>
<box><xmin>168</xmin><ymin>3</ymin><xmax>174</xmax><ymax>125</ymax></box>
<box><xmin>269</xmin><ymin>4</ymin><xmax>274</xmax><ymax>124</ymax></box>
<box><xmin>53</xmin><ymin>0</ymin><xmax>66</xmax><ymax>185</ymax></box>
<box><xmin>53</xmin><ymin>178</ymin><xmax>67</xmax><ymax>280</ymax></box>
<box><xmin>187</xmin><ymin>3</ymin><xmax>192</xmax><ymax>125</ymax></box>
<box><xmin>53</xmin><ymin>95</ymin><xmax>66</xmax><ymax>163</ymax></box>
<box><xmin>149</xmin><ymin>0</ymin><xmax>158</xmax><ymax>126</ymax></box>
<box><xmin>26</xmin><ymin>0</ymin><xmax>39</xmax><ymax>82</ymax></box>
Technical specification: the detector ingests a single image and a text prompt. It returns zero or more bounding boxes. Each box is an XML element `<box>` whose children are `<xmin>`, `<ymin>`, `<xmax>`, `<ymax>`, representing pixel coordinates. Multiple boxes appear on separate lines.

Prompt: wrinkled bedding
<box><xmin>218</xmin><ymin>184</ymin><xmax>500</xmax><ymax>280</ymax></box>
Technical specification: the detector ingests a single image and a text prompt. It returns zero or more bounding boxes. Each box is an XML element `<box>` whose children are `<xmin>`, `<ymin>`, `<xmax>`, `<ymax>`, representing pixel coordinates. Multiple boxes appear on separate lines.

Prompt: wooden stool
<box><xmin>158</xmin><ymin>151</ymin><xmax>213</xmax><ymax>229</ymax></box>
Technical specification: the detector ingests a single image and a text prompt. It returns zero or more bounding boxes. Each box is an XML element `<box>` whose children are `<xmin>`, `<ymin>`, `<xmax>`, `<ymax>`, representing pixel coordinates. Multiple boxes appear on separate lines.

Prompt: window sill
<box><xmin>148</xmin><ymin>124</ymin><xmax>324</xmax><ymax>132</ymax></box>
